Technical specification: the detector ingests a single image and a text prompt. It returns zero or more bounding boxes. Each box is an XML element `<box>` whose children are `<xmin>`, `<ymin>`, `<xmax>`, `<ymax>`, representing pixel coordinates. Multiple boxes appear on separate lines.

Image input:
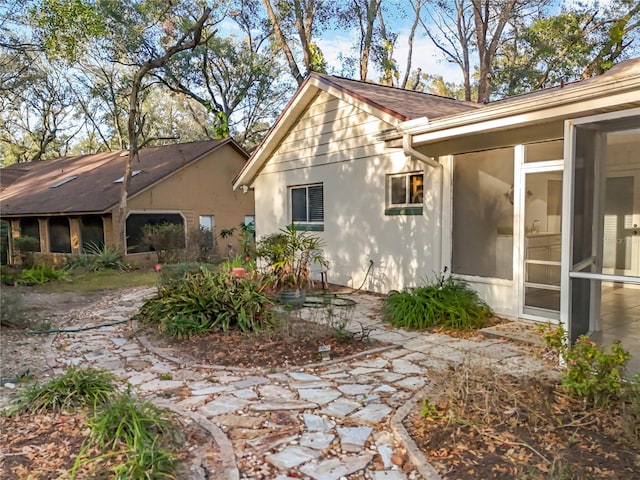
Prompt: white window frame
<box><xmin>387</xmin><ymin>172</ymin><xmax>424</xmax><ymax>207</ymax></box>
<box><xmin>290</xmin><ymin>183</ymin><xmax>324</xmax><ymax>226</ymax></box>
<box><xmin>199</xmin><ymin>215</ymin><xmax>214</xmax><ymax>232</ymax></box>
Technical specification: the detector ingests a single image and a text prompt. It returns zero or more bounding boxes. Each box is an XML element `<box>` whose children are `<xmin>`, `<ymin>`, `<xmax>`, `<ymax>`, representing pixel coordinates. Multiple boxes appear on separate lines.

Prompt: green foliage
<box><xmin>383</xmin><ymin>274</ymin><xmax>493</xmax><ymax>330</ymax></box>
<box><xmin>157</xmin><ymin>262</ymin><xmax>212</xmax><ymax>287</ymax></box>
<box><xmin>33</xmin><ymin>0</ymin><xmax>105</xmax><ymax>61</ymax></box>
<box><xmin>256</xmin><ymin>224</ymin><xmax>328</xmax><ymax>290</ymax></box>
<box><xmin>137</xmin><ymin>266</ymin><xmax>274</xmax><ymax>337</ymax></box>
<box><xmin>16</xmin><ymin>265</ymin><xmax>69</xmax><ymax>285</ymax></box>
<box><xmin>13</xmin><ymin>235</ymin><xmax>40</xmax><ymax>267</ymax></box>
<box><xmin>90</xmin><ymin>392</ymin><xmax>178</xmax><ymax>451</ymax></box>
<box><xmin>13</xmin><ymin>366</ymin><xmax>116</xmax><ymax>413</ymax></box>
<box><xmin>142</xmin><ymin>223</ymin><xmax>186</xmax><ymax>264</ymax></box>
<box><xmin>84</xmin><ymin>242</ymin><xmax>127</xmax><ymax>271</ymax></box>
<box><xmin>542</xmin><ymin>326</ymin><xmax>631</xmax><ymax>407</ymax></box>
<box><xmin>0</xmin><ymin>288</ymin><xmax>31</xmax><ymax>328</ymax></box>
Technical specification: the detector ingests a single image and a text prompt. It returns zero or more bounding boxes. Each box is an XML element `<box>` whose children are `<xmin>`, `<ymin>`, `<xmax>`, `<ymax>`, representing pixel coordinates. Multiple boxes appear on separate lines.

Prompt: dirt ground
<box><xmin>0</xmin><ymin>290</ymin><xmax>104</xmax><ymax>400</ymax></box>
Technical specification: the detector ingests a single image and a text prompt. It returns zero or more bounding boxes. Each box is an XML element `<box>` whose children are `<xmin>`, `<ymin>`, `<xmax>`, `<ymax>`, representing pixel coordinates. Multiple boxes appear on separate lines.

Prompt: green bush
<box><xmin>137</xmin><ymin>266</ymin><xmax>274</xmax><ymax>337</ymax></box>
<box><xmin>542</xmin><ymin>326</ymin><xmax>630</xmax><ymax>407</ymax></box>
<box><xmin>16</xmin><ymin>265</ymin><xmax>69</xmax><ymax>285</ymax></box>
<box><xmin>383</xmin><ymin>274</ymin><xmax>493</xmax><ymax>330</ymax></box>
<box><xmin>91</xmin><ymin>393</ymin><xmax>179</xmax><ymax>450</ymax></box>
<box><xmin>157</xmin><ymin>262</ymin><xmax>215</xmax><ymax>287</ymax></box>
<box><xmin>14</xmin><ymin>235</ymin><xmax>40</xmax><ymax>267</ymax></box>
<box><xmin>84</xmin><ymin>242</ymin><xmax>127</xmax><ymax>271</ymax></box>
<box><xmin>141</xmin><ymin>223</ymin><xmax>186</xmax><ymax>263</ymax></box>
<box><xmin>13</xmin><ymin>366</ymin><xmax>116</xmax><ymax>413</ymax></box>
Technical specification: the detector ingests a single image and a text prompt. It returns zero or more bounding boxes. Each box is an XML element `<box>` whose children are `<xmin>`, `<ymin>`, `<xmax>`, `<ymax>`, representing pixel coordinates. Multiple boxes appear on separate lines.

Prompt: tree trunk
<box><xmin>263</xmin><ymin>0</ymin><xmax>304</xmax><ymax>84</ymax></box>
<box><xmin>114</xmin><ymin>7</ymin><xmax>212</xmax><ymax>251</ymax></box>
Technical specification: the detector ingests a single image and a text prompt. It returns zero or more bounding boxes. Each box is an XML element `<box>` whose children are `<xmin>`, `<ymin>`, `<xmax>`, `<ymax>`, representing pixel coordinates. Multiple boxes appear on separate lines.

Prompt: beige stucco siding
<box><xmin>128</xmin><ymin>144</ymin><xmax>254</xmax><ymax>253</ymax></box>
<box><xmin>254</xmin><ymin>92</ymin><xmax>443</xmax><ymax>293</ymax></box>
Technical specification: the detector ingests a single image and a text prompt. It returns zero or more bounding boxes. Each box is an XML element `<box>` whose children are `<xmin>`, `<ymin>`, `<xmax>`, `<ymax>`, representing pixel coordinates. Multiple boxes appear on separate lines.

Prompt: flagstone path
<box><xmin>32</xmin><ymin>287</ymin><xmax>558</xmax><ymax>479</ymax></box>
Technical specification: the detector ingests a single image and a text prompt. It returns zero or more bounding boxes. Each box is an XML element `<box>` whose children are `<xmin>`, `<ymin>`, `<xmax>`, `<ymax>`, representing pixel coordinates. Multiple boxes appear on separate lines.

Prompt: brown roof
<box><xmin>0</xmin><ymin>139</ymin><xmax>245</xmax><ymax>216</ymax></box>
<box><xmin>313</xmin><ymin>74</ymin><xmax>482</xmax><ymax>120</ymax></box>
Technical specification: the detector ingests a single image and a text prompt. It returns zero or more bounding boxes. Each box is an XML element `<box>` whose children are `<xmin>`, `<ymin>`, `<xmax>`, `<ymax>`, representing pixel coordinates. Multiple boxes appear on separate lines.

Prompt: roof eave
<box><xmin>403</xmin><ymin>72</ymin><xmax>640</xmax><ymax>146</ymax></box>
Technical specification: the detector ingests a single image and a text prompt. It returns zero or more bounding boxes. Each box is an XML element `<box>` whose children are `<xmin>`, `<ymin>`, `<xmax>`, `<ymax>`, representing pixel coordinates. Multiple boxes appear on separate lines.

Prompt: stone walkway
<box><xmin>34</xmin><ymin>288</ymin><xmax>557</xmax><ymax>479</ymax></box>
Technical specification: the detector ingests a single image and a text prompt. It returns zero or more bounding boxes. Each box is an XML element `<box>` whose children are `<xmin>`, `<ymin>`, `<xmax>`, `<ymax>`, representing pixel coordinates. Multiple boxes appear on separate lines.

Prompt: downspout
<box><xmin>402</xmin><ymin>133</ymin><xmax>445</xmax><ymax>274</ymax></box>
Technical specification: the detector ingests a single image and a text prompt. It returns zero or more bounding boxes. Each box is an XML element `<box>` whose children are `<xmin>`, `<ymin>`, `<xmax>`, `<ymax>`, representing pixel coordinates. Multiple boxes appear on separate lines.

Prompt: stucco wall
<box><xmin>254</xmin><ymin>91</ymin><xmax>443</xmax><ymax>293</ymax></box>
<box><xmin>127</xmin><ymin>144</ymin><xmax>254</xmax><ymax>255</ymax></box>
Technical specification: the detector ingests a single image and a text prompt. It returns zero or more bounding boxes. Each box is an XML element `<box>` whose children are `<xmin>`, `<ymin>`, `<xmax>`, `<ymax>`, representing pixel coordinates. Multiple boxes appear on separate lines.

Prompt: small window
<box><xmin>114</xmin><ymin>170</ymin><xmax>142</xmax><ymax>183</ymax></box>
<box><xmin>199</xmin><ymin>215</ymin><xmax>214</xmax><ymax>231</ymax></box>
<box><xmin>386</xmin><ymin>172</ymin><xmax>423</xmax><ymax>215</ymax></box>
<box><xmin>50</xmin><ymin>176</ymin><xmax>78</xmax><ymax>188</ymax></box>
<box><xmin>290</xmin><ymin>184</ymin><xmax>324</xmax><ymax>230</ymax></box>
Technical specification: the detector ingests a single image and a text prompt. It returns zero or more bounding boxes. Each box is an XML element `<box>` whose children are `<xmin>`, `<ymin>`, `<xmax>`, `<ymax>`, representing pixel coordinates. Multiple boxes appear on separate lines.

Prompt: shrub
<box><xmin>157</xmin><ymin>261</ymin><xmax>216</xmax><ymax>287</ymax></box>
<box><xmin>137</xmin><ymin>266</ymin><xmax>274</xmax><ymax>337</ymax></box>
<box><xmin>14</xmin><ymin>235</ymin><xmax>40</xmax><ymax>267</ymax></box>
<box><xmin>542</xmin><ymin>326</ymin><xmax>631</xmax><ymax>407</ymax></box>
<box><xmin>84</xmin><ymin>242</ymin><xmax>127</xmax><ymax>271</ymax></box>
<box><xmin>90</xmin><ymin>392</ymin><xmax>179</xmax><ymax>450</ymax></box>
<box><xmin>13</xmin><ymin>366</ymin><xmax>116</xmax><ymax>413</ymax></box>
<box><xmin>141</xmin><ymin>222</ymin><xmax>186</xmax><ymax>263</ymax></box>
<box><xmin>16</xmin><ymin>265</ymin><xmax>68</xmax><ymax>285</ymax></box>
<box><xmin>383</xmin><ymin>273</ymin><xmax>493</xmax><ymax>330</ymax></box>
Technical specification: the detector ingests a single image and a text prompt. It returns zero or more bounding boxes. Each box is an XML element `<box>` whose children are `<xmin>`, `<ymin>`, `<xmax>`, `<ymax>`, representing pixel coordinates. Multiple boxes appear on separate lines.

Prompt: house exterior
<box><xmin>1</xmin><ymin>139</ymin><xmax>254</xmax><ymax>264</ymax></box>
<box><xmin>233</xmin><ymin>60</ymin><xmax>640</xmax><ymax>351</ymax></box>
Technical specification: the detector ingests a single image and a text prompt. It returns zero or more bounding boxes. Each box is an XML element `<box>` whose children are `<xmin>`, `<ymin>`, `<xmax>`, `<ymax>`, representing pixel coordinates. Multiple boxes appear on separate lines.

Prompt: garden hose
<box><xmin>24</xmin><ymin>318</ymin><xmax>132</xmax><ymax>335</ymax></box>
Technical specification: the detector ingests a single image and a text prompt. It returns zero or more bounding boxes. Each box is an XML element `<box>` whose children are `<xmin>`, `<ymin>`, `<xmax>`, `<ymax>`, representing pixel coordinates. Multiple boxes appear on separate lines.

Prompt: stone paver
<box><xmin>20</xmin><ymin>287</ymin><xmax>558</xmax><ymax>480</ymax></box>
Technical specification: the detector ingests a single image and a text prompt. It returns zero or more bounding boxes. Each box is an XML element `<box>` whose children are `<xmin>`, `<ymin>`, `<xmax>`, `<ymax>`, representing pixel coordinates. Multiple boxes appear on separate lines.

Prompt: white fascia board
<box><xmin>407</xmin><ymin>75</ymin><xmax>640</xmax><ymax>146</ymax></box>
<box><xmin>233</xmin><ymin>80</ymin><xmax>322</xmax><ymax>190</ymax></box>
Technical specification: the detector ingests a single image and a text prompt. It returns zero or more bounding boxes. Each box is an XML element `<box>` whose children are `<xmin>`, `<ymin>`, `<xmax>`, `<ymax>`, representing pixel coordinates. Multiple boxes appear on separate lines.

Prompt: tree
<box><xmin>493</xmin><ymin>2</ymin><xmax>640</xmax><ymax>96</ymax></box>
<box><xmin>261</xmin><ymin>0</ymin><xmax>332</xmax><ymax>84</ymax></box>
<box><xmin>32</xmin><ymin>0</ymin><xmax>218</xmax><ymax>247</ymax></box>
<box><xmin>154</xmin><ymin>6</ymin><xmax>293</xmax><ymax>149</ymax></box>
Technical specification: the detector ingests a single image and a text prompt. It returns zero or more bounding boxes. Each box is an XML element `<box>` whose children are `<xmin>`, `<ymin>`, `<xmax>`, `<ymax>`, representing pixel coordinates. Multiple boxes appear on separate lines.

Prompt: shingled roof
<box><xmin>0</xmin><ymin>139</ymin><xmax>245</xmax><ymax>216</ymax></box>
<box><xmin>313</xmin><ymin>73</ymin><xmax>482</xmax><ymax>120</ymax></box>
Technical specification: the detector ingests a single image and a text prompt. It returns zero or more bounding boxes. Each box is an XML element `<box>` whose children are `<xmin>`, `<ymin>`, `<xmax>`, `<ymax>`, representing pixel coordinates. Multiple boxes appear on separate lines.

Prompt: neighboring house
<box><xmin>1</xmin><ymin>139</ymin><xmax>254</xmax><ymax>264</ymax></box>
<box><xmin>233</xmin><ymin>60</ymin><xmax>640</xmax><ymax>352</ymax></box>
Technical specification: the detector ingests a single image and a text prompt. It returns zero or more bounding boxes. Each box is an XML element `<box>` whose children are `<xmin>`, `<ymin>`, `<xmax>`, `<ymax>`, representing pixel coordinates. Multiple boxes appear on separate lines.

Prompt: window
<box><xmin>49</xmin><ymin>217</ymin><xmax>71</xmax><ymax>253</ymax></box>
<box><xmin>199</xmin><ymin>215</ymin><xmax>214</xmax><ymax>231</ymax></box>
<box><xmin>452</xmin><ymin>148</ymin><xmax>514</xmax><ymax>279</ymax></box>
<box><xmin>80</xmin><ymin>215</ymin><xmax>104</xmax><ymax>251</ymax></box>
<box><xmin>50</xmin><ymin>176</ymin><xmax>78</xmax><ymax>188</ymax></box>
<box><xmin>290</xmin><ymin>184</ymin><xmax>324</xmax><ymax>230</ymax></box>
<box><xmin>385</xmin><ymin>172</ymin><xmax>424</xmax><ymax>215</ymax></box>
<box><xmin>114</xmin><ymin>170</ymin><xmax>142</xmax><ymax>183</ymax></box>
<box><xmin>125</xmin><ymin>213</ymin><xmax>184</xmax><ymax>253</ymax></box>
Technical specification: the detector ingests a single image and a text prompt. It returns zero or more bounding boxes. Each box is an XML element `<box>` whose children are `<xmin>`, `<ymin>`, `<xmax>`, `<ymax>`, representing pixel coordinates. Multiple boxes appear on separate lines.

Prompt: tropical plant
<box><xmin>84</xmin><ymin>242</ymin><xmax>126</xmax><ymax>271</ymax></box>
<box><xmin>16</xmin><ymin>265</ymin><xmax>69</xmax><ymax>285</ymax></box>
<box><xmin>383</xmin><ymin>272</ymin><xmax>493</xmax><ymax>330</ymax></box>
<box><xmin>137</xmin><ymin>265</ymin><xmax>274</xmax><ymax>337</ymax></box>
<box><xmin>13</xmin><ymin>366</ymin><xmax>116</xmax><ymax>413</ymax></box>
<box><xmin>256</xmin><ymin>224</ymin><xmax>328</xmax><ymax>291</ymax></box>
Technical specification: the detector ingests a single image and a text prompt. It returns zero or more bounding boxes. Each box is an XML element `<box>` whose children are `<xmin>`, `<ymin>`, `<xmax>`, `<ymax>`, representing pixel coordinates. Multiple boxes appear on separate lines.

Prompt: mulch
<box><xmin>404</xmin><ymin>366</ymin><xmax>640</xmax><ymax>479</ymax></box>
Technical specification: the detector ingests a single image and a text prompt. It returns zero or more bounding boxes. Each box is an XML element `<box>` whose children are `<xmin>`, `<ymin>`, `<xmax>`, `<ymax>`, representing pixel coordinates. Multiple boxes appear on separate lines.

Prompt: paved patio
<box><xmin>14</xmin><ymin>288</ymin><xmax>560</xmax><ymax>479</ymax></box>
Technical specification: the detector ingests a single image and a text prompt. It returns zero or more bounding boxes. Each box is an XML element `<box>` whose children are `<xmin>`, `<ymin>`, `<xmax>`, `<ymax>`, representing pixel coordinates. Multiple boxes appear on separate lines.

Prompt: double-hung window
<box><xmin>290</xmin><ymin>183</ymin><xmax>324</xmax><ymax>230</ymax></box>
<box><xmin>385</xmin><ymin>172</ymin><xmax>424</xmax><ymax>215</ymax></box>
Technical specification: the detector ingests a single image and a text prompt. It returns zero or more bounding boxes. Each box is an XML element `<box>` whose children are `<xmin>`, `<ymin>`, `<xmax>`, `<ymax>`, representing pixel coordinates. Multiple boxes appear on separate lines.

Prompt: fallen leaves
<box><xmin>404</xmin><ymin>365</ymin><xmax>640</xmax><ymax>479</ymax></box>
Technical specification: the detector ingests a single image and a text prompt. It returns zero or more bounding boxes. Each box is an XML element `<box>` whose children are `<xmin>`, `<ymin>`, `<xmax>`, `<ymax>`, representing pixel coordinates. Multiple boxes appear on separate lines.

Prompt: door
<box><xmin>522</xmin><ymin>169</ymin><xmax>563</xmax><ymax>320</ymax></box>
<box><xmin>603</xmin><ymin>176</ymin><xmax>640</xmax><ymax>276</ymax></box>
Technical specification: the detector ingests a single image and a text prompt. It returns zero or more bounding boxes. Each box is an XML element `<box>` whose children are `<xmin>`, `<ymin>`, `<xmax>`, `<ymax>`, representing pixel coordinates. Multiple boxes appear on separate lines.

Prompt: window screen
<box><xmin>126</xmin><ymin>213</ymin><xmax>184</xmax><ymax>253</ymax></box>
<box><xmin>291</xmin><ymin>184</ymin><xmax>324</xmax><ymax>224</ymax></box>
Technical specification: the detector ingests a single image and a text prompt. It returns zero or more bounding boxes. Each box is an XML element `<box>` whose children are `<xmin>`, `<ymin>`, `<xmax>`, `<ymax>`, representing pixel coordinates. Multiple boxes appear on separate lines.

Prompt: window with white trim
<box><xmin>290</xmin><ymin>184</ymin><xmax>324</xmax><ymax>229</ymax></box>
<box><xmin>385</xmin><ymin>172</ymin><xmax>424</xmax><ymax>215</ymax></box>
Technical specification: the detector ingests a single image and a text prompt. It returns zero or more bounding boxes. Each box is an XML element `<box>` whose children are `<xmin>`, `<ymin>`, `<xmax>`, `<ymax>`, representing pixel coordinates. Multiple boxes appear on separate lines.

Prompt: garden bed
<box><xmin>404</xmin><ymin>365</ymin><xmax>640</xmax><ymax>479</ymax></box>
